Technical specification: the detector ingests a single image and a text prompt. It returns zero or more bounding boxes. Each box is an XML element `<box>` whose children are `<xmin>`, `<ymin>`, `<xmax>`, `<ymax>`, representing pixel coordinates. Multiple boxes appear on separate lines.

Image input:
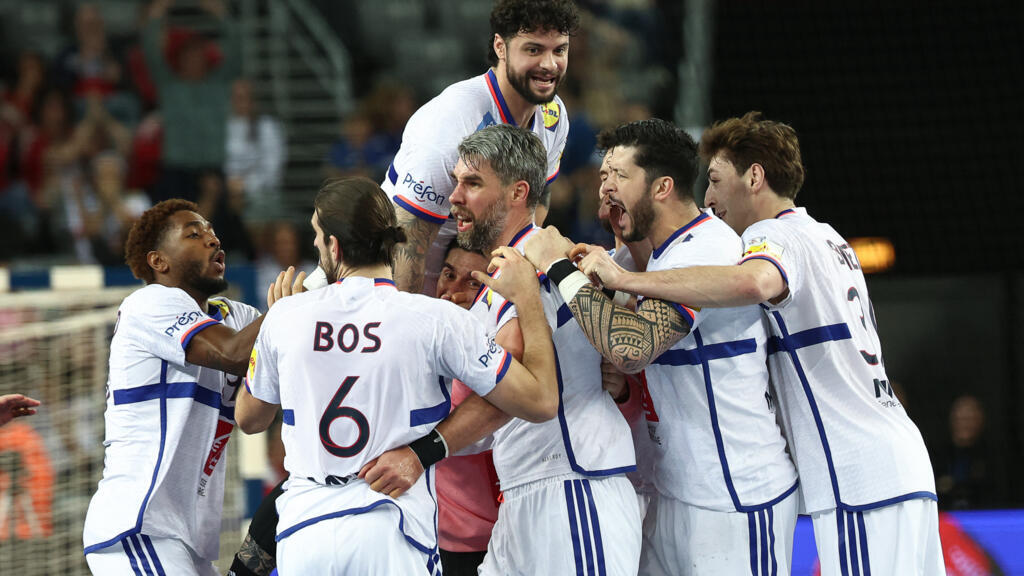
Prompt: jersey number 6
<box><xmin>319</xmin><ymin>376</ymin><xmax>369</xmax><ymax>457</ymax></box>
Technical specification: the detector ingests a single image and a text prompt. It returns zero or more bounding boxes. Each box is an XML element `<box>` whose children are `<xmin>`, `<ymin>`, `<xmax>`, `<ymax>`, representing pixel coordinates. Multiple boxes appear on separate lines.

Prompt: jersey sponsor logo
<box><xmin>198</xmin><ymin>417</ymin><xmax>234</xmax><ymax>496</ymax></box>
<box><xmin>247</xmin><ymin>346</ymin><xmax>258</xmax><ymax>382</ymax></box>
<box><xmin>476</xmin><ymin>337</ymin><xmax>502</xmax><ymax>368</ymax></box>
<box><xmin>163</xmin><ymin>310</ymin><xmax>206</xmax><ymax>337</ymax></box>
<box><xmin>401</xmin><ymin>172</ymin><xmax>445</xmax><ymax>206</ymax></box>
<box><xmin>477</xmin><ymin>111</ymin><xmax>497</xmax><ymax>131</ymax></box>
<box><xmin>541</xmin><ymin>102</ymin><xmax>560</xmax><ymax>131</ymax></box>
<box><xmin>743</xmin><ymin>236</ymin><xmax>785</xmax><ymax>260</ymax></box>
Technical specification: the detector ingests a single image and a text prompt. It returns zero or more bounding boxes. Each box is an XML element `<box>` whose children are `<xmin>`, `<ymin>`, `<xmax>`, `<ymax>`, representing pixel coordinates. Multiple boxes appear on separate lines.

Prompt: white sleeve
<box><xmin>437</xmin><ymin>307</ymin><xmax>512</xmax><ymax>398</ymax></box>
<box><xmin>246</xmin><ymin>309</ymin><xmax>280</xmax><ymax>405</ymax></box>
<box><xmin>386</xmin><ymin>108</ymin><xmax>463</xmax><ymax>225</ymax></box>
<box><xmin>740</xmin><ymin>221</ymin><xmax>802</xmax><ymax>308</ymax></box>
<box><xmin>124</xmin><ymin>287</ymin><xmax>222</xmax><ymax>366</ymax></box>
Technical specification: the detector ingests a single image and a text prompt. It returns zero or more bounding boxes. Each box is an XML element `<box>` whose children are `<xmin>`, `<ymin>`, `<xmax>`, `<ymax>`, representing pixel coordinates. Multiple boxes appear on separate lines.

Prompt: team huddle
<box><xmin>82</xmin><ymin>1</ymin><xmax>945</xmax><ymax>575</ymax></box>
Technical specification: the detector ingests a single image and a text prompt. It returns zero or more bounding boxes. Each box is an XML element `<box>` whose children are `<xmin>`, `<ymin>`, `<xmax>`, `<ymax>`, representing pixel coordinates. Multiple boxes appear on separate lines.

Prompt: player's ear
<box><xmin>329</xmin><ymin>235</ymin><xmax>342</xmax><ymax>264</ymax></box>
<box><xmin>147</xmin><ymin>250</ymin><xmax>169</xmax><ymax>276</ymax></box>
<box><xmin>493</xmin><ymin>34</ymin><xmax>506</xmax><ymax>61</ymax></box>
<box><xmin>511</xmin><ymin>180</ymin><xmax>530</xmax><ymax>205</ymax></box>
<box><xmin>652</xmin><ymin>176</ymin><xmax>673</xmax><ymax>201</ymax></box>
<box><xmin>748</xmin><ymin>163</ymin><xmax>765</xmax><ymax>192</ymax></box>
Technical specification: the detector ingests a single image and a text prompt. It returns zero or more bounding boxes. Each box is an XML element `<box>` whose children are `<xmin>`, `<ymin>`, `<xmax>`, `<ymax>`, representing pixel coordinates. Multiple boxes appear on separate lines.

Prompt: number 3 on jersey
<box><xmin>319</xmin><ymin>376</ymin><xmax>370</xmax><ymax>457</ymax></box>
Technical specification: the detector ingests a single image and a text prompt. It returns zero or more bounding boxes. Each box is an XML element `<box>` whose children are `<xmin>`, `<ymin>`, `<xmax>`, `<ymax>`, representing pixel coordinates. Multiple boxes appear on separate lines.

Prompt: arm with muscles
<box><xmin>186</xmin><ymin>267</ymin><xmax>305</xmax><ymax>377</ymax></box>
<box><xmin>578</xmin><ymin>247</ymin><xmax>788</xmax><ymax>309</ymax></box>
<box><xmin>360</xmin><ymin>248</ymin><xmax>560</xmax><ymax>497</ymax></box>
<box><xmin>392</xmin><ymin>207</ymin><xmax>441</xmax><ymax>293</ymax></box>
<box><xmin>523</xmin><ymin>227</ymin><xmax>690</xmax><ymax>374</ymax></box>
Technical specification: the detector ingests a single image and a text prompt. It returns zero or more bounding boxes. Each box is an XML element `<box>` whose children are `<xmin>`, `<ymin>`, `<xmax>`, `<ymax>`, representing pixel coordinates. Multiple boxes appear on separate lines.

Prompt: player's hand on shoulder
<box><xmin>358</xmin><ymin>446</ymin><xmax>423</xmax><ymax>499</ymax></box>
<box><xmin>266</xmin><ymin>266</ymin><xmax>307</xmax><ymax>309</ymax></box>
<box><xmin>522</xmin><ymin>226</ymin><xmax>574</xmax><ymax>272</ymax></box>
<box><xmin>473</xmin><ymin>247</ymin><xmax>539</xmax><ymax>306</ymax></box>
<box><xmin>579</xmin><ymin>249</ymin><xmax>627</xmax><ymax>291</ymax></box>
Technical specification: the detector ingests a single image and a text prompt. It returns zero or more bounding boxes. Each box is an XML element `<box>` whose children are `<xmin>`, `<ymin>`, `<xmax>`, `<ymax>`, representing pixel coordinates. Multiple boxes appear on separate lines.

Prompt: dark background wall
<box><xmin>709</xmin><ymin>0</ymin><xmax>1022</xmax><ymax>506</ymax></box>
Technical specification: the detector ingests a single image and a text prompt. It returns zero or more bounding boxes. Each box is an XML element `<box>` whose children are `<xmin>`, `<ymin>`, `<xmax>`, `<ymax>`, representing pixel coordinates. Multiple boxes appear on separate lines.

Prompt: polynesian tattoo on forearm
<box><xmin>392</xmin><ymin>208</ymin><xmax>440</xmax><ymax>293</ymax></box>
<box><xmin>233</xmin><ymin>532</ymin><xmax>276</xmax><ymax>576</ymax></box>
<box><xmin>567</xmin><ymin>285</ymin><xmax>691</xmax><ymax>374</ymax></box>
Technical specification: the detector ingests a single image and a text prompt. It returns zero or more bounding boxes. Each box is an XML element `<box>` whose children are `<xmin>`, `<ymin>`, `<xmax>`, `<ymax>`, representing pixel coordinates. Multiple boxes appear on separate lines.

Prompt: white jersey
<box><xmin>382</xmin><ymin>69</ymin><xmax>569</xmax><ymax>294</ymax></box>
<box><xmin>640</xmin><ymin>211</ymin><xmax>798</xmax><ymax>511</ymax></box>
<box><xmin>741</xmin><ymin>207</ymin><xmax>935</xmax><ymax>513</ymax></box>
<box><xmin>469</xmin><ymin>225</ymin><xmax>636</xmax><ymax>490</ymax></box>
<box><xmin>246</xmin><ymin>277</ymin><xmax>512</xmax><ymax>553</ymax></box>
<box><xmin>84</xmin><ymin>285</ymin><xmax>259</xmax><ymax>561</ymax></box>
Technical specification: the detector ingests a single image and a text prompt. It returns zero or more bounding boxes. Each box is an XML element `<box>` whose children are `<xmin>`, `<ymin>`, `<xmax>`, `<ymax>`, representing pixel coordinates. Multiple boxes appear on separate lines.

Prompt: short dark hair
<box><xmin>596</xmin><ymin>118</ymin><xmax>700</xmax><ymax>201</ymax></box>
<box><xmin>698</xmin><ymin>111</ymin><xmax>805</xmax><ymax>200</ymax></box>
<box><xmin>314</xmin><ymin>177</ymin><xmax>407</xmax><ymax>269</ymax></box>
<box><xmin>125</xmin><ymin>199</ymin><xmax>199</xmax><ymax>284</ymax></box>
<box><xmin>487</xmin><ymin>0</ymin><xmax>580</xmax><ymax>66</ymax></box>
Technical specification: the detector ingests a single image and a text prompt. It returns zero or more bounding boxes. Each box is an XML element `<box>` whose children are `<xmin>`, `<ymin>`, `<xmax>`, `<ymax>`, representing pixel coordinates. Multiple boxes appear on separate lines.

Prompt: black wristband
<box><xmin>546</xmin><ymin>258</ymin><xmax>577</xmax><ymax>286</ymax></box>
<box><xmin>408</xmin><ymin>429</ymin><xmax>448</xmax><ymax>469</ymax></box>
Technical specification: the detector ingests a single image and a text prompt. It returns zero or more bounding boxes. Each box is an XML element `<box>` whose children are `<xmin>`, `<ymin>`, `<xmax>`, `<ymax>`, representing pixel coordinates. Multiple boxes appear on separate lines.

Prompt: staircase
<box><xmin>237</xmin><ymin>0</ymin><xmax>354</xmax><ymax>218</ymax></box>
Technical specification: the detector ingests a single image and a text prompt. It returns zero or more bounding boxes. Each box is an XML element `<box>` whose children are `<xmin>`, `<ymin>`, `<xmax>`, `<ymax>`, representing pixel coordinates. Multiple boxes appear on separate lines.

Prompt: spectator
<box><xmin>143</xmin><ymin>0</ymin><xmax>240</xmax><ymax>204</ymax></box>
<box><xmin>325</xmin><ymin>81</ymin><xmax>413</xmax><ymax>182</ymax></box>
<box><xmin>225</xmin><ymin>78</ymin><xmax>286</xmax><ymax>224</ymax></box>
<box><xmin>255</xmin><ymin>221</ymin><xmax>314</xmax><ymax>312</ymax></box>
<box><xmin>935</xmin><ymin>395</ymin><xmax>998</xmax><ymax>510</ymax></box>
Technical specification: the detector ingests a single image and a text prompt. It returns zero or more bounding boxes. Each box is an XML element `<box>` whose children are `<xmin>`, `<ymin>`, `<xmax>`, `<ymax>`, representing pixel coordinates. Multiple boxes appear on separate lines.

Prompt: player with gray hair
<box><xmin>363</xmin><ymin>125</ymin><xmax>642</xmax><ymax>575</ymax></box>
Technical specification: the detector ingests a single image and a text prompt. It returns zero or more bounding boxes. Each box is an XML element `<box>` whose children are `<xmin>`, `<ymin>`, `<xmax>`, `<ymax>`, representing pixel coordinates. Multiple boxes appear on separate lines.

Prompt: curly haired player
<box><xmin>83</xmin><ymin>199</ymin><xmax>300</xmax><ymax>575</ymax></box>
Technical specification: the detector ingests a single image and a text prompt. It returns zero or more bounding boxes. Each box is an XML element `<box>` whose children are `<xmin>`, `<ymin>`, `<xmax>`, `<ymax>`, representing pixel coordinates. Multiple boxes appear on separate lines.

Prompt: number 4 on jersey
<box><xmin>319</xmin><ymin>376</ymin><xmax>370</xmax><ymax>457</ymax></box>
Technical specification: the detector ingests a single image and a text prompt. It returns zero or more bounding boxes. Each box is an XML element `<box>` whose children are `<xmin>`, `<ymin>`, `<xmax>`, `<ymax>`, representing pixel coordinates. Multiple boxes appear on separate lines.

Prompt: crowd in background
<box><xmin>0</xmin><ymin>1</ymin><xmax>1011</xmax><ymax>510</ymax></box>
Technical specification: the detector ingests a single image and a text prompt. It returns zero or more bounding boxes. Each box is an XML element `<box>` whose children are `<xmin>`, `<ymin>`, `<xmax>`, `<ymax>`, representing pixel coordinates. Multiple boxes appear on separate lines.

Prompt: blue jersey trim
<box><xmin>651</xmin><ymin>337</ymin><xmax>756</xmax><ymax>367</ymax></box>
<box><xmin>741</xmin><ymin>254</ymin><xmax>789</xmax><ymax>288</ymax></box>
<box><xmin>651</xmin><ymin>212</ymin><xmax>710</xmax><ymax>259</ymax></box>
<box><xmin>508</xmin><ymin>223</ymin><xmax>534</xmax><ymax>248</ymax></box>
<box><xmin>553</xmin><ymin>350</ymin><xmax>637</xmax><ymax>478</ymax></box>
<box><xmin>563</xmin><ymin>481</ymin><xmax>585</xmax><ymax>576</ymax></box>
<box><xmin>387</xmin><ymin>163</ymin><xmax>399</xmax><ymax>184</ymax></box>
<box><xmin>839</xmin><ymin>491</ymin><xmax>938</xmax><ymax>512</ymax></box>
<box><xmin>857</xmin><ymin>511</ymin><xmax>871</xmax><ymax>574</ymax></box>
<box><xmin>485</xmin><ymin>69</ymin><xmax>515</xmax><ymax>125</ymax></box>
<box><xmin>555</xmin><ymin>303</ymin><xmax>573</xmax><ymax>328</ymax></box>
<box><xmin>275</xmin><ymin>498</ymin><xmax>435</xmax><ymax>554</ymax></box>
<box><xmin>409</xmin><ymin>376</ymin><xmax>452</xmax><ymax>427</ymax></box>
<box><xmin>85</xmin><ymin>362</ymin><xmax>172</xmax><ymax>556</ymax></box>
<box><xmin>113</xmin><ymin>381</ymin><xmax>221</xmax><ymax>411</ymax></box>
<box><xmin>180</xmin><ymin>318</ymin><xmax>219</xmax><ymax>352</ymax></box>
<box><xmin>765</xmin><ymin>322</ymin><xmax>851</xmax><ymax>355</ymax></box>
<box><xmin>572</xmin><ymin>480</ymin><xmax>596</xmax><ymax>575</ymax></box>
<box><xmin>393</xmin><ymin>195</ymin><xmax>448</xmax><ymax>225</ymax></box>
<box><xmin>771</xmin><ymin>311</ymin><xmax>844</xmax><ymax>506</ymax></box>
<box><xmin>494</xmin><ymin>351</ymin><xmax>512</xmax><ymax>384</ymax></box>
<box><xmin>282</xmin><ymin>409</ymin><xmax>295</xmax><ymax>425</ymax></box>
<box><xmin>581</xmin><ymin>479</ymin><xmax>608</xmax><ymax>576</ymax></box>
<box><xmin>775</xmin><ymin>209</ymin><xmax>796</xmax><ymax>218</ymax></box>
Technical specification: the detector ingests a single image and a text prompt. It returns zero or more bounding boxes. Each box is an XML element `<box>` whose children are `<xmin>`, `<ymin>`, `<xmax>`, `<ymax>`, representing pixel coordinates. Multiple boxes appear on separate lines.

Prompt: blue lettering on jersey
<box><xmin>164</xmin><ymin>310</ymin><xmax>206</xmax><ymax>336</ymax></box>
<box><xmin>477</xmin><ymin>111</ymin><xmax>497</xmax><ymax>131</ymax></box>
<box><xmin>401</xmin><ymin>172</ymin><xmax>445</xmax><ymax>206</ymax></box>
<box><xmin>477</xmin><ymin>337</ymin><xmax>502</xmax><ymax>367</ymax></box>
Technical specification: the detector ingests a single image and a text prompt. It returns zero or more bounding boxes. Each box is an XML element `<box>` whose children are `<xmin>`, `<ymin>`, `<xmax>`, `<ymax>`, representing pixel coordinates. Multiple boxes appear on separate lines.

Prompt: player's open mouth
<box><xmin>453</xmin><ymin>211</ymin><xmax>473</xmax><ymax>233</ymax></box>
<box><xmin>210</xmin><ymin>251</ymin><xmax>226</xmax><ymax>273</ymax></box>
<box><xmin>605</xmin><ymin>197</ymin><xmax>628</xmax><ymax>230</ymax></box>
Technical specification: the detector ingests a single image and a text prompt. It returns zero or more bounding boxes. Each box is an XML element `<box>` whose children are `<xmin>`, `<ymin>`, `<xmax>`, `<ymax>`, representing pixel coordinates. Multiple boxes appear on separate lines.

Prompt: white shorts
<box><xmin>480</xmin><ymin>474</ymin><xmax>641</xmax><ymax>576</ymax></box>
<box><xmin>811</xmin><ymin>497</ymin><xmax>945</xmax><ymax>576</ymax></box>
<box><xmin>639</xmin><ymin>489</ymin><xmax>798</xmax><ymax>576</ymax></box>
<box><xmin>86</xmin><ymin>534</ymin><xmax>218</xmax><ymax>576</ymax></box>
<box><xmin>277</xmin><ymin>505</ymin><xmax>437</xmax><ymax>575</ymax></box>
